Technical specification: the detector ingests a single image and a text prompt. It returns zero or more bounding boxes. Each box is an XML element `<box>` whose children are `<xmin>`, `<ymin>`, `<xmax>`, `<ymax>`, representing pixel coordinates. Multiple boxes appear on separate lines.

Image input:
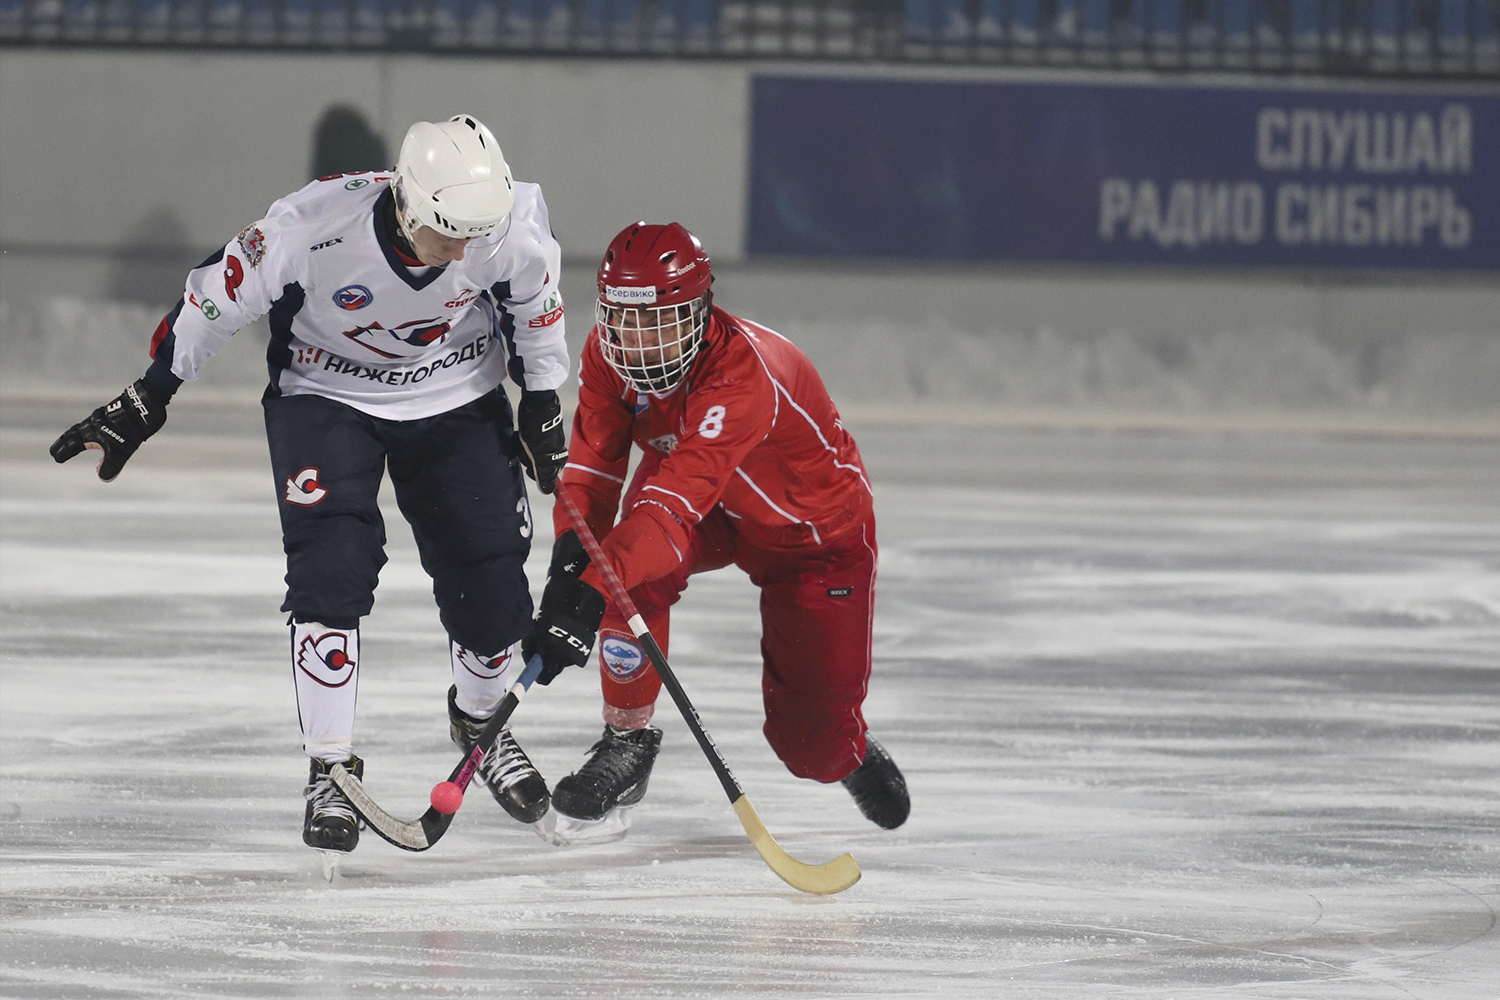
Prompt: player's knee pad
<box><xmin>431</xmin><ymin>559</ymin><xmax>532</xmax><ymax>656</ymax></box>
<box><xmin>762</xmin><ymin>705</ymin><xmax>866</xmax><ymax>784</ymax></box>
<box><xmin>281</xmin><ymin>518</ymin><xmax>387</xmax><ymax>621</ymax></box>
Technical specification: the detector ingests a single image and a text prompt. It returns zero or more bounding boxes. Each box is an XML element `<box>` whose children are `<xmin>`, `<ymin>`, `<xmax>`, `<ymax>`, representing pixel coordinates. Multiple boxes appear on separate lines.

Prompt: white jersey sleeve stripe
<box><xmin>640</xmin><ymin>484</ymin><xmax>703</xmax><ymax>522</ymax></box>
<box><xmin>740</xmin><ymin>320</ymin><xmax>871</xmax><ymax>498</ymax></box>
<box><xmin>565</xmin><ymin>461</ymin><xmax>627</xmax><ymax>485</ymax></box>
<box><xmin>733</xmin><ymin>467</ymin><xmax>820</xmax><ymax>544</ymax></box>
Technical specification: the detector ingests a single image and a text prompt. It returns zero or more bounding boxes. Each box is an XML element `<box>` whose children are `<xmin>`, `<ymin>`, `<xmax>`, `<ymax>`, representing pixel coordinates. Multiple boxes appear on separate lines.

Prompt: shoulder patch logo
<box><xmin>333</xmin><ymin>284</ymin><xmax>373</xmax><ymax>310</ymax></box>
<box><xmin>527</xmin><ymin>292</ymin><xmax>564</xmax><ymax>328</ymax></box>
<box><xmin>197</xmin><ymin>295</ymin><xmax>221</xmax><ymax>321</ymax></box>
<box><xmin>344</xmin><ymin>178</ymin><xmax>370</xmax><ymax>190</ymax></box>
<box><xmin>236</xmin><ymin>225</ymin><xmax>267</xmax><ymax>268</ymax></box>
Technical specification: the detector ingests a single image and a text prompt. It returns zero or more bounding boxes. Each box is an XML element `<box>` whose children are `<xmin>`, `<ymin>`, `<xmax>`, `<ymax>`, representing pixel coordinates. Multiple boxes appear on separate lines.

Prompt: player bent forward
<box><xmin>51</xmin><ymin>116</ymin><xmax>571</xmax><ymax>858</ymax></box>
<box><xmin>524</xmin><ymin>222</ymin><xmax>909</xmax><ymax>840</ymax></box>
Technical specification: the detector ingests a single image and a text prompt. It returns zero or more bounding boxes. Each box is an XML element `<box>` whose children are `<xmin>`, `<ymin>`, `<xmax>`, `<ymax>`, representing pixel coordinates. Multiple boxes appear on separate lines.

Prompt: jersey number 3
<box><xmin>698</xmin><ymin>405</ymin><xmax>726</xmax><ymax>440</ymax></box>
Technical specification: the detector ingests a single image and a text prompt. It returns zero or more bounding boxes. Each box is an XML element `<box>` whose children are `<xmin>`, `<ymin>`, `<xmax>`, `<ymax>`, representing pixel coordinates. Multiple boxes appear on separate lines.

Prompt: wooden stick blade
<box><xmin>330</xmin><ymin>764</ymin><xmax>447</xmax><ymax>852</ymax></box>
<box><xmin>732</xmin><ymin>795</ymin><xmax>861</xmax><ymax>895</ymax></box>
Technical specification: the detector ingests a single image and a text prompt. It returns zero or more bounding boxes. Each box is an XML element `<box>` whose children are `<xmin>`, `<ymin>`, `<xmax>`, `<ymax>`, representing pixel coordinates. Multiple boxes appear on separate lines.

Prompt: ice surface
<box><xmin>2</xmin><ymin>397</ymin><xmax>1498</xmax><ymax>998</ymax></box>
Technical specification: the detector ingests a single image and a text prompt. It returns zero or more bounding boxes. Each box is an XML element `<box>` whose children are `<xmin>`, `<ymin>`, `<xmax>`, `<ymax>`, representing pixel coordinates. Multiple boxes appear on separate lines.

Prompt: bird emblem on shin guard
<box><xmin>296</xmin><ymin>630</ymin><xmax>357</xmax><ymax>687</ymax></box>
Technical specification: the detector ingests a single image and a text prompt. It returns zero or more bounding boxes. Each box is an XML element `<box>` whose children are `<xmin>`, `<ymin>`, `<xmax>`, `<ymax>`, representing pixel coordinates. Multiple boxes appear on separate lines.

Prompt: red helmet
<box><xmin>595</xmin><ymin>222</ymin><xmax>713</xmax><ymax>394</ymax></box>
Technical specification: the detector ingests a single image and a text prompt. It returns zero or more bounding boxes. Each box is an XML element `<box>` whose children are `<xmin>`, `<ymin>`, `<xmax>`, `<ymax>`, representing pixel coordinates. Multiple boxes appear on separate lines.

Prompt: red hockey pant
<box><xmin>596</xmin><ymin>484</ymin><xmax>877</xmax><ymax>784</ymax></box>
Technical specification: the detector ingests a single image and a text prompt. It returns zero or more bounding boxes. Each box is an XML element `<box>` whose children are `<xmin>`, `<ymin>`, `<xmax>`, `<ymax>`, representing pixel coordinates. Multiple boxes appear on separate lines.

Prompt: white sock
<box><xmin>603</xmin><ymin>703</ymin><xmax>657</xmax><ymax>730</ymax></box>
<box><xmin>291</xmin><ymin>621</ymin><xmax>359</xmax><ymax>762</ymax></box>
<box><xmin>451</xmin><ymin>639</ymin><xmax>524</xmax><ymax>719</ymax></box>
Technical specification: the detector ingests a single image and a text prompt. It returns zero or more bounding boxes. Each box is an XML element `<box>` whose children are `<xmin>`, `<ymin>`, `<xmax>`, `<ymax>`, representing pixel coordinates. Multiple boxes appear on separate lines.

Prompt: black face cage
<box><xmin>595</xmin><ymin>295</ymin><xmax>708</xmax><ymax>394</ymax></box>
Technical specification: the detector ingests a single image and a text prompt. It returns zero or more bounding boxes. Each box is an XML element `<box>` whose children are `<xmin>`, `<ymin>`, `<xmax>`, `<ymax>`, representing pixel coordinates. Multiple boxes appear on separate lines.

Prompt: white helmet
<box><xmin>392</xmin><ymin>114</ymin><xmax>514</xmax><ymax>243</ymax></box>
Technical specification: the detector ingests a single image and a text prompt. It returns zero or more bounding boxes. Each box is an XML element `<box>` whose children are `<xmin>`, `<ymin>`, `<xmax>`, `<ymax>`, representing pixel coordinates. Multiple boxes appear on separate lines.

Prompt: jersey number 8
<box><xmin>698</xmin><ymin>405</ymin><xmax>726</xmax><ymax>439</ymax></box>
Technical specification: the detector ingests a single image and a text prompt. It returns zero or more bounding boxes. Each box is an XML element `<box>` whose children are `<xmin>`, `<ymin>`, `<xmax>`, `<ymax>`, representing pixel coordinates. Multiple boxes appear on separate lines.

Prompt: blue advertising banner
<box><xmin>747</xmin><ymin>76</ymin><xmax>1500</xmax><ymax>271</ymax></box>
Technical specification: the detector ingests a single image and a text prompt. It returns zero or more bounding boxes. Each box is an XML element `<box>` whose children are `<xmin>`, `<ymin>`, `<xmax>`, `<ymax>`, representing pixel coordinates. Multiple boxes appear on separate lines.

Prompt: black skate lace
<box><xmin>305</xmin><ymin>771</ymin><xmax>356</xmax><ymax>824</ymax></box>
<box><xmin>478</xmin><ymin>729</ymin><xmax>538</xmax><ymax>791</ymax></box>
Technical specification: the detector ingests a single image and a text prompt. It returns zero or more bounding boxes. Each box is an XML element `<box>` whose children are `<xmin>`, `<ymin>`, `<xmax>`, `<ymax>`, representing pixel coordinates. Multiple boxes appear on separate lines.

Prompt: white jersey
<box><xmin>148</xmin><ymin>172</ymin><xmax>569</xmax><ymax>420</ymax></box>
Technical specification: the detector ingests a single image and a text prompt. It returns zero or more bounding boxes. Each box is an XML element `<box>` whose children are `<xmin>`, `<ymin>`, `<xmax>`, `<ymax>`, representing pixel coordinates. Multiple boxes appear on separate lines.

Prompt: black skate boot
<box><xmin>448</xmin><ymin>686</ymin><xmax>550</xmax><ymax>824</ymax></box>
<box><xmin>552</xmin><ymin>725</ymin><xmax>663</xmax><ymax>821</ymax></box>
<box><xmin>841</xmin><ymin>736</ymin><xmax>909</xmax><ymax>830</ymax></box>
<box><xmin>304</xmin><ymin>754</ymin><xmax>364</xmax><ymax>853</ymax></box>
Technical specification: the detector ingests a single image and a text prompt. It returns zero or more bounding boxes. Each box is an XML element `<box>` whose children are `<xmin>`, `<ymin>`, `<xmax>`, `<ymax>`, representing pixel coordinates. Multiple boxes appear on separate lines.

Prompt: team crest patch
<box><xmin>600</xmin><ymin>635</ymin><xmax>648</xmax><ymax>681</ymax></box>
<box><xmin>236</xmin><ymin>225</ymin><xmax>267</xmax><ymax>268</ymax></box>
<box><xmin>333</xmin><ymin>284</ymin><xmax>373</xmax><ymax>310</ymax></box>
<box><xmin>284</xmin><ymin>467</ymin><xmax>328</xmax><ymax>506</ymax></box>
<box><xmin>295</xmin><ymin>629</ymin><xmax>357</xmax><ymax>687</ymax></box>
<box><xmin>454</xmin><ymin>643</ymin><xmax>512</xmax><ymax>680</ymax></box>
<box><xmin>645</xmin><ymin>434</ymin><xmax>678</xmax><ymax>454</ymax></box>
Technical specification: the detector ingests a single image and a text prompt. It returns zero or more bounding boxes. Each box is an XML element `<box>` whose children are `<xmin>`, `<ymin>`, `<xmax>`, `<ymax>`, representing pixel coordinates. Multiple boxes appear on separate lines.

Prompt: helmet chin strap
<box><xmin>390</xmin><ymin>177</ymin><xmax>423</xmax><ymax>251</ymax></box>
<box><xmin>396</xmin><ymin>210</ymin><xmax>425</xmax><ymax>252</ymax></box>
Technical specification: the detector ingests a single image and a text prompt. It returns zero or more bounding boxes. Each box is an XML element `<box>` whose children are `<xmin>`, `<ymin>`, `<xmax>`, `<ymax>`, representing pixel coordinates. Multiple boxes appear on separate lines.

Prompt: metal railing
<box><xmin>2</xmin><ymin>0</ymin><xmax>1496</xmax><ymax>77</ymax></box>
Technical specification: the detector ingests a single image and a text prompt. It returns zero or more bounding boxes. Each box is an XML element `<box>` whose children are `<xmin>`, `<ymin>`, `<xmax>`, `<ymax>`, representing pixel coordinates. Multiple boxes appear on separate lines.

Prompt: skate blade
<box><xmin>317</xmin><ymin>849</ymin><xmax>346</xmax><ymax>882</ymax></box>
<box><xmin>543</xmin><ymin>805</ymin><xmax>635</xmax><ymax>846</ymax></box>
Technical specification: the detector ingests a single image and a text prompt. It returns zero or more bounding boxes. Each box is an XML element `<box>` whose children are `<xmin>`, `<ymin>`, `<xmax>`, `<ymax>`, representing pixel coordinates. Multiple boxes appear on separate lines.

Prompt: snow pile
<box><xmin>4</xmin><ymin>294</ymin><xmax>1497</xmax><ymax>428</ymax></box>
<box><xmin>0</xmin><ymin>297</ymin><xmax>269</xmax><ymax>391</ymax></box>
<box><xmin>787</xmin><ymin>316</ymin><xmax>1500</xmax><ymax>422</ymax></box>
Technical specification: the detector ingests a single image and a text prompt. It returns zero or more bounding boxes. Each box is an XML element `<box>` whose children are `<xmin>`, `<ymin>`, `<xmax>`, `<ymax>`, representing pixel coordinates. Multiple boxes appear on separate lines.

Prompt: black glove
<box><xmin>516</xmin><ymin>389</ymin><xmax>567</xmax><ymax>494</ymax></box>
<box><xmin>523</xmin><ymin>530</ymin><xmax>605</xmax><ymax>685</ymax></box>
<box><xmin>50</xmin><ymin>378</ymin><xmax>170</xmax><ymax>482</ymax></box>
<box><xmin>545</xmin><ymin>528</ymin><xmax>590</xmax><ymax>579</ymax></box>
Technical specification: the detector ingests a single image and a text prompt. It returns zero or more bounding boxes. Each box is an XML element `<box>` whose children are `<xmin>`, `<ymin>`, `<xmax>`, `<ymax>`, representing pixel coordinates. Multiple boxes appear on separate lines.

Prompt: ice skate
<box><xmin>547</xmin><ymin>725</ymin><xmax>662</xmax><ymax>845</ymax></box>
<box><xmin>305</xmin><ymin>754</ymin><xmax>364</xmax><ymax>878</ymax></box>
<box><xmin>841</xmin><ymin>736</ymin><xmax>909</xmax><ymax>830</ymax></box>
<box><xmin>448</xmin><ymin>685</ymin><xmax>550</xmax><ymax>824</ymax></box>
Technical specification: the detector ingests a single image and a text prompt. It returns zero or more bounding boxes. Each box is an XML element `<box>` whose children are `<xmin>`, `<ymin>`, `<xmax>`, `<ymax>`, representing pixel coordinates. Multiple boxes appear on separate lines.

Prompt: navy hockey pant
<box><xmin>263</xmin><ymin>390</ymin><xmax>534</xmax><ymax>655</ymax></box>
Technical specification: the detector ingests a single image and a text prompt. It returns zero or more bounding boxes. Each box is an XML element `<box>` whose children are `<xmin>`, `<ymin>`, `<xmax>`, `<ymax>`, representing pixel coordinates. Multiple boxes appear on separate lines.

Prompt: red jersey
<box><xmin>558</xmin><ymin>306</ymin><xmax>873</xmax><ymax>593</ymax></box>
